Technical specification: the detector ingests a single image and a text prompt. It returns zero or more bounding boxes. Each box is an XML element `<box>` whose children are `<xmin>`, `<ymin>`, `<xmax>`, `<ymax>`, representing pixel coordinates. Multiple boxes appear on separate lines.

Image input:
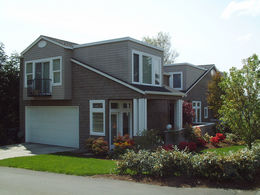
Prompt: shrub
<box><xmin>161</xmin><ymin>144</ymin><xmax>174</xmax><ymax>151</ymax></box>
<box><xmin>117</xmin><ymin>144</ymin><xmax>260</xmax><ymax>180</ymax></box>
<box><xmin>85</xmin><ymin>137</ymin><xmax>95</xmax><ymax>153</ymax></box>
<box><xmin>92</xmin><ymin>137</ymin><xmax>108</xmax><ymax>156</ymax></box>
<box><xmin>183</xmin><ymin>124</ymin><xmax>196</xmax><ymax>142</ymax></box>
<box><xmin>113</xmin><ymin>134</ymin><xmax>134</xmax><ymax>158</ymax></box>
<box><xmin>196</xmin><ymin>137</ymin><xmax>207</xmax><ymax>147</ymax></box>
<box><xmin>216</xmin><ymin>133</ymin><xmax>225</xmax><ymax>141</ymax></box>
<box><xmin>135</xmin><ymin>129</ymin><xmax>164</xmax><ymax>150</ymax></box>
<box><xmin>193</xmin><ymin>127</ymin><xmax>202</xmax><ymax>138</ymax></box>
<box><xmin>210</xmin><ymin>136</ymin><xmax>220</xmax><ymax>146</ymax></box>
<box><xmin>183</xmin><ymin>101</ymin><xmax>194</xmax><ymax>125</ymax></box>
<box><xmin>225</xmin><ymin>133</ymin><xmax>240</xmax><ymax>144</ymax></box>
<box><xmin>202</xmin><ymin>133</ymin><xmax>212</xmax><ymax>143</ymax></box>
<box><xmin>178</xmin><ymin>141</ymin><xmax>197</xmax><ymax>152</ymax></box>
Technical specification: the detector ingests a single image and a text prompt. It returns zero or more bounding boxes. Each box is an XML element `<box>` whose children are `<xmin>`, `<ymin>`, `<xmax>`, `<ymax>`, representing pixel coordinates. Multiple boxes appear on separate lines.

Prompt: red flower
<box><xmin>210</xmin><ymin>136</ymin><xmax>220</xmax><ymax>144</ymax></box>
<box><xmin>216</xmin><ymin>133</ymin><xmax>225</xmax><ymax>141</ymax></box>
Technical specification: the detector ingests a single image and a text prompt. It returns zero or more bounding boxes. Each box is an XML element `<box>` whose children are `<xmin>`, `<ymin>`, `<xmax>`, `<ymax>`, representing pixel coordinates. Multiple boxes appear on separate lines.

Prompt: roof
<box><xmin>21</xmin><ymin>35</ymin><xmax>164</xmax><ymax>56</ymax></box>
<box><xmin>71</xmin><ymin>58</ymin><xmax>184</xmax><ymax>97</ymax></box>
<box><xmin>41</xmin><ymin>35</ymin><xmax>78</xmax><ymax>47</ymax></box>
<box><xmin>164</xmin><ymin>63</ymin><xmax>207</xmax><ymax>71</ymax></box>
<box><xmin>197</xmin><ymin>64</ymin><xmax>215</xmax><ymax>70</ymax></box>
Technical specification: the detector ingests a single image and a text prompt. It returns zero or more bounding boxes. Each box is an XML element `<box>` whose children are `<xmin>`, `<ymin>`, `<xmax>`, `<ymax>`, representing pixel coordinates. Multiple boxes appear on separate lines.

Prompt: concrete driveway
<box><xmin>0</xmin><ymin>143</ymin><xmax>75</xmax><ymax>160</ymax></box>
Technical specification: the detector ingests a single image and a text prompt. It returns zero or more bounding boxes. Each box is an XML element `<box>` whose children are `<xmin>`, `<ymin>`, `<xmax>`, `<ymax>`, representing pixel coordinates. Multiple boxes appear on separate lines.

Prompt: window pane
<box><xmin>27</xmin><ymin>74</ymin><xmax>33</xmax><ymax>85</ymax></box>
<box><xmin>111</xmin><ymin>114</ymin><xmax>118</xmax><ymax>144</ymax></box>
<box><xmin>93</xmin><ymin>112</ymin><xmax>104</xmax><ymax>133</ymax></box>
<box><xmin>26</xmin><ymin>63</ymin><xmax>33</xmax><ymax>73</ymax></box>
<box><xmin>93</xmin><ymin>103</ymin><xmax>103</xmax><ymax>108</ymax></box>
<box><xmin>173</xmin><ymin>74</ymin><xmax>181</xmax><ymax>88</ymax></box>
<box><xmin>123</xmin><ymin>112</ymin><xmax>130</xmax><ymax>135</ymax></box>
<box><xmin>43</xmin><ymin>62</ymin><xmax>50</xmax><ymax>79</ymax></box>
<box><xmin>154</xmin><ymin>58</ymin><xmax>160</xmax><ymax>85</ymax></box>
<box><xmin>111</xmin><ymin>103</ymin><xmax>118</xmax><ymax>109</ymax></box>
<box><xmin>53</xmin><ymin>72</ymin><xmax>60</xmax><ymax>83</ymax></box>
<box><xmin>133</xmin><ymin>54</ymin><xmax>139</xmax><ymax>82</ymax></box>
<box><xmin>53</xmin><ymin>59</ymin><xmax>60</xmax><ymax>71</ymax></box>
<box><xmin>142</xmin><ymin>55</ymin><xmax>152</xmax><ymax>84</ymax></box>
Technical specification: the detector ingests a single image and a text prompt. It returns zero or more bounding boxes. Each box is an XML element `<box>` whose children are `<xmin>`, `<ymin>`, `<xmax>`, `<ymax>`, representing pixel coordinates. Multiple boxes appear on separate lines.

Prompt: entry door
<box><xmin>109</xmin><ymin>101</ymin><xmax>132</xmax><ymax>148</ymax></box>
<box><xmin>192</xmin><ymin>101</ymin><xmax>201</xmax><ymax>123</ymax></box>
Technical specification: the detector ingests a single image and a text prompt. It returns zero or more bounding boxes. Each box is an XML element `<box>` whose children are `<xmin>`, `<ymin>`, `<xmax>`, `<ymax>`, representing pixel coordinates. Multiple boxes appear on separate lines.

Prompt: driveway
<box><xmin>0</xmin><ymin>167</ymin><xmax>259</xmax><ymax>195</ymax></box>
<box><xmin>0</xmin><ymin>143</ymin><xmax>75</xmax><ymax>160</ymax></box>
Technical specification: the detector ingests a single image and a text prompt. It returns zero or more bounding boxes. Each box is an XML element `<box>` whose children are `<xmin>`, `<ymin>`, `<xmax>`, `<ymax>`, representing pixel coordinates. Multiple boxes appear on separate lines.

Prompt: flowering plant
<box><xmin>216</xmin><ymin>133</ymin><xmax>225</xmax><ymax>141</ymax></box>
<box><xmin>92</xmin><ymin>137</ymin><xmax>108</xmax><ymax>155</ymax></box>
<box><xmin>162</xmin><ymin>144</ymin><xmax>174</xmax><ymax>151</ymax></box>
<box><xmin>178</xmin><ymin>141</ymin><xmax>197</xmax><ymax>152</ymax></box>
<box><xmin>113</xmin><ymin>134</ymin><xmax>134</xmax><ymax>149</ymax></box>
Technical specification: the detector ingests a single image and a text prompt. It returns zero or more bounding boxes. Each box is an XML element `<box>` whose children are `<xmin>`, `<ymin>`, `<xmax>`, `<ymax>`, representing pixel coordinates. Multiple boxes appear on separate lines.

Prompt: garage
<box><xmin>25</xmin><ymin>106</ymin><xmax>79</xmax><ymax>148</ymax></box>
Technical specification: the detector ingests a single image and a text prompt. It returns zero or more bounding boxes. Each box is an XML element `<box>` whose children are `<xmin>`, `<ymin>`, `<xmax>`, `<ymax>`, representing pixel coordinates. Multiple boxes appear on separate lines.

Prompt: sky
<box><xmin>0</xmin><ymin>0</ymin><xmax>259</xmax><ymax>72</ymax></box>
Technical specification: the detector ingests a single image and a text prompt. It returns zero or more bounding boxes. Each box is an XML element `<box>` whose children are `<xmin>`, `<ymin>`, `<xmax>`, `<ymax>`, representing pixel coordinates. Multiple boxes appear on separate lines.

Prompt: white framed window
<box><xmin>169</xmin><ymin>72</ymin><xmax>183</xmax><ymax>90</ymax></box>
<box><xmin>24</xmin><ymin>56</ymin><xmax>62</xmax><ymax>87</ymax></box>
<box><xmin>90</xmin><ymin>100</ymin><xmax>106</xmax><ymax>136</ymax></box>
<box><xmin>192</xmin><ymin>101</ymin><xmax>201</xmax><ymax>123</ymax></box>
<box><xmin>204</xmin><ymin>107</ymin><xmax>208</xmax><ymax>119</ymax></box>
<box><xmin>132</xmin><ymin>50</ymin><xmax>161</xmax><ymax>86</ymax></box>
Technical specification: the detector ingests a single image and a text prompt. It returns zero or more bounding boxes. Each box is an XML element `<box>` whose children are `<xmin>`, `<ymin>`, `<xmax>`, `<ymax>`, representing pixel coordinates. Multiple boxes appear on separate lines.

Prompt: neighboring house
<box><xmin>20</xmin><ymin>35</ymin><xmax>185</xmax><ymax>149</ymax></box>
<box><xmin>164</xmin><ymin>63</ymin><xmax>217</xmax><ymax>123</ymax></box>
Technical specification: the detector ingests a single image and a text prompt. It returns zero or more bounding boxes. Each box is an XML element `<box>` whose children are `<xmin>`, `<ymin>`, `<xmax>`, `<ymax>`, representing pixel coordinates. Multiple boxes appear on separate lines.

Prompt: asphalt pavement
<box><xmin>0</xmin><ymin>167</ymin><xmax>259</xmax><ymax>195</ymax></box>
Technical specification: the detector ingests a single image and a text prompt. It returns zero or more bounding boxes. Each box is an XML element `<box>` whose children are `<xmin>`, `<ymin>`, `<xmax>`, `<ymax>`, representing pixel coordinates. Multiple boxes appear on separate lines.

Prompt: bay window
<box><xmin>132</xmin><ymin>50</ymin><xmax>161</xmax><ymax>86</ymax></box>
<box><xmin>90</xmin><ymin>100</ymin><xmax>105</xmax><ymax>136</ymax></box>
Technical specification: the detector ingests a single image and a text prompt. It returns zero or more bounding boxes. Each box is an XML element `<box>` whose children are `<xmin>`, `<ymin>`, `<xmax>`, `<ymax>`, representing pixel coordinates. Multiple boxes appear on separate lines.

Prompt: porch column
<box><xmin>133</xmin><ymin>98</ymin><xmax>147</xmax><ymax>136</ymax></box>
<box><xmin>174</xmin><ymin>99</ymin><xmax>183</xmax><ymax>130</ymax></box>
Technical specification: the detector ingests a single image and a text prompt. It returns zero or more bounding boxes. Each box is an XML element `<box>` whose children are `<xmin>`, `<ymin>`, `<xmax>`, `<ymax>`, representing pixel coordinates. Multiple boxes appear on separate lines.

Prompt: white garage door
<box><xmin>25</xmin><ymin>106</ymin><xmax>79</xmax><ymax>148</ymax></box>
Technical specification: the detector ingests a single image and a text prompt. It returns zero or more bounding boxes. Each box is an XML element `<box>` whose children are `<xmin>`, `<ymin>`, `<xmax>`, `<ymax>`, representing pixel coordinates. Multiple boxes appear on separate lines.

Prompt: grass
<box><xmin>0</xmin><ymin>154</ymin><xmax>117</xmax><ymax>176</ymax></box>
<box><xmin>201</xmin><ymin>145</ymin><xmax>246</xmax><ymax>155</ymax></box>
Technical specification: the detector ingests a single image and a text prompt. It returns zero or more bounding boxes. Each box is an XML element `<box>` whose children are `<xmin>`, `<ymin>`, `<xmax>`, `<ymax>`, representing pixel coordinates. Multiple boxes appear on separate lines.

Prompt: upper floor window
<box><xmin>169</xmin><ymin>72</ymin><xmax>183</xmax><ymax>90</ymax></box>
<box><xmin>24</xmin><ymin>56</ymin><xmax>62</xmax><ymax>87</ymax></box>
<box><xmin>132</xmin><ymin>50</ymin><xmax>161</xmax><ymax>86</ymax></box>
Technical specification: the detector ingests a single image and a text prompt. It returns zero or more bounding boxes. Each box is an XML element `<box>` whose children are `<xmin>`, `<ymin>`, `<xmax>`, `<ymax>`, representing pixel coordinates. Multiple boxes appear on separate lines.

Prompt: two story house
<box><xmin>164</xmin><ymin>63</ymin><xmax>217</xmax><ymax>123</ymax></box>
<box><xmin>20</xmin><ymin>35</ymin><xmax>184</xmax><ymax>149</ymax></box>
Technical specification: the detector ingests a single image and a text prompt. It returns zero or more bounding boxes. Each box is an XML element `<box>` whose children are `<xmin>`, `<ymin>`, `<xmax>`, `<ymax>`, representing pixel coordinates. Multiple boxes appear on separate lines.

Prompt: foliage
<box><xmin>92</xmin><ymin>137</ymin><xmax>109</xmax><ymax>156</ymax></box>
<box><xmin>210</xmin><ymin>133</ymin><xmax>225</xmax><ymax>146</ymax></box>
<box><xmin>117</xmin><ymin>148</ymin><xmax>192</xmax><ymax>177</ymax></box>
<box><xmin>193</xmin><ymin>126</ymin><xmax>202</xmax><ymax>137</ymax></box>
<box><xmin>85</xmin><ymin>137</ymin><xmax>95</xmax><ymax>153</ymax></box>
<box><xmin>224</xmin><ymin>133</ymin><xmax>240</xmax><ymax>145</ymax></box>
<box><xmin>142</xmin><ymin>32</ymin><xmax>179</xmax><ymax>64</ymax></box>
<box><xmin>0</xmin><ymin>42</ymin><xmax>20</xmax><ymax>146</ymax></box>
<box><xmin>0</xmin><ymin>154</ymin><xmax>116</xmax><ymax>176</ymax></box>
<box><xmin>202</xmin><ymin>133</ymin><xmax>211</xmax><ymax>143</ymax></box>
<box><xmin>207</xmin><ymin>71</ymin><xmax>225</xmax><ymax>118</ymax></box>
<box><xmin>112</xmin><ymin>134</ymin><xmax>134</xmax><ymax>158</ymax></box>
<box><xmin>178</xmin><ymin>141</ymin><xmax>197</xmax><ymax>152</ymax></box>
<box><xmin>219</xmin><ymin>54</ymin><xmax>260</xmax><ymax>149</ymax></box>
<box><xmin>135</xmin><ymin>129</ymin><xmax>164</xmax><ymax>150</ymax></box>
<box><xmin>117</xmin><ymin>144</ymin><xmax>260</xmax><ymax>180</ymax></box>
<box><xmin>183</xmin><ymin>124</ymin><xmax>196</xmax><ymax>142</ymax></box>
<box><xmin>182</xmin><ymin>101</ymin><xmax>194</xmax><ymax>126</ymax></box>
<box><xmin>161</xmin><ymin>144</ymin><xmax>174</xmax><ymax>151</ymax></box>
<box><xmin>196</xmin><ymin>137</ymin><xmax>207</xmax><ymax>147</ymax></box>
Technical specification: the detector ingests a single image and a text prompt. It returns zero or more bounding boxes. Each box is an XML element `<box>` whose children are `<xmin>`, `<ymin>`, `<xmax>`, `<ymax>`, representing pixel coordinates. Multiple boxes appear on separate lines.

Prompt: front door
<box><xmin>109</xmin><ymin>101</ymin><xmax>132</xmax><ymax>148</ymax></box>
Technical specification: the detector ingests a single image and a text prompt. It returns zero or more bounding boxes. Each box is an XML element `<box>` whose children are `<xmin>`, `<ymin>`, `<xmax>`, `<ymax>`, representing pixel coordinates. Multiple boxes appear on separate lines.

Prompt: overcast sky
<box><xmin>0</xmin><ymin>0</ymin><xmax>259</xmax><ymax>72</ymax></box>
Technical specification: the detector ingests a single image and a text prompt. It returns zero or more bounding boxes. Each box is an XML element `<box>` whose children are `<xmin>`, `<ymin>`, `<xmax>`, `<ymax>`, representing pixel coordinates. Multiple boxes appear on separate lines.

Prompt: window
<box><xmin>24</xmin><ymin>56</ymin><xmax>62</xmax><ymax>87</ymax></box>
<box><xmin>169</xmin><ymin>72</ymin><xmax>183</xmax><ymax>90</ymax></box>
<box><xmin>90</xmin><ymin>100</ymin><xmax>105</xmax><ymax>136</ymax></box>
<box><xmin>132</xmin><ymin>50</ymin><xmax>161</xmax><ymax>86</ymax></box>
<box><xmin>25</xmin><ymin>62</ymin><xmax>33</xmax><ymax>86</ymax></box>
<box><xmin>52</xmin><ymin>59</ymin><xmax>61</xmax><ymax>85</ymax></box>
<box><xmin>204</xmin><ymin>107</ymin><xmax>208</xmax><ymax>119</ymax></box>
<box><xmin>192</xmin><ymin>101</ymin><xmax>201</xmax><ymax>123</ymax></box>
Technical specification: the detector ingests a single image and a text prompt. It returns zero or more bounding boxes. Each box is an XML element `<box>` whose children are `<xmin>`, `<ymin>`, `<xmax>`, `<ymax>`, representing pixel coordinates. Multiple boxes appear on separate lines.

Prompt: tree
<box><xmin>0</xmin><ymin>42</ymin><xmax>20</xmax><ymax>145</ymax></box>
<box><xmin>183</xmin><ymin>101</ymin><xmax>194</xmax><ymax>126</ymax></box>
<box><xmin>142</xmin><ymin>32</ymin><xmax>179</xmax><ymax>64</ymax></box>
<box><xmin>219</xmin><ymin>54</ymin><xmax>260</xmax><ymax>149</ymax></box>
<box><xmin>207</xmin><ymin>71</ymin><xmax>225</xmax><ymax>119</ymax></box>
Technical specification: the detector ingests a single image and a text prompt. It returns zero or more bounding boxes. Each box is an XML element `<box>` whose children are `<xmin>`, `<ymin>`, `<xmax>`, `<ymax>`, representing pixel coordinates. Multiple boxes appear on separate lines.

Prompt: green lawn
<box><xmin>0</xmin><ymin>154</ymin><xmax>117</xmax><ymax>176</ymax></box>
<box><xmin>201</xmin><ymin>145</ymin><xmax>246</xmax><ymax>155</ymax></box>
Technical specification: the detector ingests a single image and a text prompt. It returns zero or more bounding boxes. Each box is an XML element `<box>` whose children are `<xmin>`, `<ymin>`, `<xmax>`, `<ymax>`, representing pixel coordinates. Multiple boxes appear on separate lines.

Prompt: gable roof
<box><xmin>164</xmin><ymin>63</ymin><xmax>207</xmax><ymax>71</ymax></box>
<box><xmin>71</xmin><ymin>58</ymin><xmax>184</xmax><ymax>97</ymax></box>
<box><xmin>21</xmin><ymin>35</ymin><xmax>78</xmax><ymax>55</ymax></box>
<box><xmin>185</xmin><ymin>64</ymin><xmax>215</xmax><ymax>95</ymax></box>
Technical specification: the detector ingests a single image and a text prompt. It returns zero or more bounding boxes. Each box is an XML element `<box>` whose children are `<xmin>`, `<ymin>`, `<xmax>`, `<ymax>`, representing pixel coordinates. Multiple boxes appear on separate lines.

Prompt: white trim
<box><xmin>132</xmin><ymin>50</ymin><xmax>162</xmax><ymax>87</ymax></box>
<box><xmin>21</xmin><ymin>36</ymin><xmax>72</xmax><ymax>56</ymax></box>
<box><xmin>168</xmin><ymin>72</ymin><xmax>183</xmax><ymax>90</ymax></box>
<box><xmin>144</xmin><ymin>90</ymin><xmax>184</xmax><ymax>96</ymax></box>
<box><xmin>186</xmin><ymin>65</ymin><xmax>215</xmax><ymax>95</ymax></box>
<box><xmin>204</xmin><ymin>107</ymin><xmax>208</xmax><ymax>119</ymax></box>
<box><xmin>73</xmin><ymin>37</ymin><xmax>164</xmax><ymax>51</ymax></box>
<box><xmin>71</xmin><ymin>58</ymin><xmax>145</xmax><ymax>94</ymax></box>
<box><xmin>164</xmin><ymin>63</ymin><xmax>207</xmax><ymax>71</ymax></box>
<box><xmin>24</xmin><ymin>56</ymin><xmax>62</xmax><ymax>87</ymax></box>
<box><xmin>90</xmin><ymin>100</ymin><xmax>106</xmax><ymax>136</ymax></box>
<box><xmin>133</xmin><ymin>99</ymin><xmax>138</xmax><ymax>136</ymax></box>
